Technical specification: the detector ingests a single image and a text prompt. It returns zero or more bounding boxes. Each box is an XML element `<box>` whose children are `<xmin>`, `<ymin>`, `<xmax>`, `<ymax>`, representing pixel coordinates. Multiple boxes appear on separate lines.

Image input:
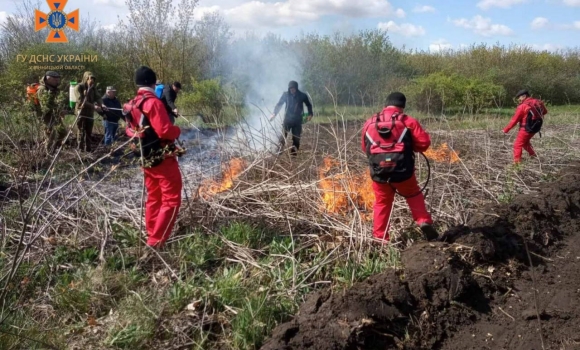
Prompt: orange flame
<box><xmin>423</xmin><ymin>143</ymin><xmax>460</xmax><ymax>163</ymax></box>
<box><xmin>199</xmin><ymin>158</ymin><xmax>246</xmax><ymax>198</ymax></box>
<box><xmin>318</xmin><ymin>157</ymin><xmax>374</xmax><ymax>219</ymax></box>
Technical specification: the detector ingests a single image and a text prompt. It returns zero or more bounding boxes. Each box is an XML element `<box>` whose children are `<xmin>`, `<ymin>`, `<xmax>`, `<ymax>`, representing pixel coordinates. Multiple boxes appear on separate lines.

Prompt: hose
<box><xmin>389</xmin><ymin>152</ymin><xmax>431</xmax><ymax>198</ymax></box>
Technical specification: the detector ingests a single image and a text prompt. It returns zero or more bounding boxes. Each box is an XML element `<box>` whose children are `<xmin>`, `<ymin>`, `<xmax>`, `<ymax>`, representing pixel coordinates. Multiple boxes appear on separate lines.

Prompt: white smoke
<box><xmin>223</xmin><ymin>35</ymin><xmax>303</xmax><ymax>157</ymax></box>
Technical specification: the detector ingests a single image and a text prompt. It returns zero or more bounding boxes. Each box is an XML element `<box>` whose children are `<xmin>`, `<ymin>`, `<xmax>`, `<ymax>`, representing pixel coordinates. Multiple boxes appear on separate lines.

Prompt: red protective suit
<box><xmin>503</xmin><ymin>97</ymin><xmax>547</xmax><ymax>163</ymax></box>
<box><xmin>127</xmin><ymin>87</ymin><xmax>182</xmax><ymax>247</ymax></box>
<box><xmin>361</xmin><ymin>106</ymin><xmax>433</xmax><ymax>241</ymax></box>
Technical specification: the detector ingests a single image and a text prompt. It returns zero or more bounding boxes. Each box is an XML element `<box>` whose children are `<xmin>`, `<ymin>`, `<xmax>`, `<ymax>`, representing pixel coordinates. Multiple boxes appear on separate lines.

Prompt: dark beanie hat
<box><xmin>515</xmin><ymin>89</ymin><xmax>529</xmax><ymax>98</ymax></box>
<box><xmin>135</xmin><ymin>66</ymin><xmax>157</xmax><ymax>86</ymax></box>
<box><xmin>386</xmin><ymin>92</ymin><xmax>406</xmax><ymax>108</ymax></box>
<box><xmin>288</xmin><ymin>80</ymin><xmax>298</xmax><ymax>89</ymax></box>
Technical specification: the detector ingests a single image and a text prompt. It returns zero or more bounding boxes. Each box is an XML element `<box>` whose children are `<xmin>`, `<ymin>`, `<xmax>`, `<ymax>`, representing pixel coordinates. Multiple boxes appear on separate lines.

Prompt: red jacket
<box><xmin>361</xmin><ymin>106</ymin><xmax>431</xmax><ymax>153</ymax></box>
<box><xmin>126</xmin><ymin>88</ymin><xmax>181</xmax><ymax>141</ymax></box>
<box><xmin>503</xmin><ymin>97</ymin><xmax>548</xmax><ymax>133</ymax></box>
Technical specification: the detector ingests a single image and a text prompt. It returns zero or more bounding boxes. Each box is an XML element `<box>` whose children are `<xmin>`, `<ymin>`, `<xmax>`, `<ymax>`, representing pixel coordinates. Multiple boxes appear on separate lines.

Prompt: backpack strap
<box><xmin>124</xmin><ymin>94</ymin><xmax>150</xmax><ymax>126</ymax></box>
<box><xmin>135</xmin><ymin>94</ymin><xmax>150</xmax><ymax>126</ymax></box>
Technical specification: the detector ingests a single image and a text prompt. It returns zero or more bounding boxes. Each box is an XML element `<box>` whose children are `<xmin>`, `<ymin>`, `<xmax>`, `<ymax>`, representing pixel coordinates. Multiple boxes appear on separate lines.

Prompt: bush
<box><xmin>404</xmin><ymin>72</ymin><xmax>505</xmax><ymax>114</ymax></box>
<box><xmin>179</xmin><ymin>78</ymin><xmax>226</xmax><ymax>124</ymax></box>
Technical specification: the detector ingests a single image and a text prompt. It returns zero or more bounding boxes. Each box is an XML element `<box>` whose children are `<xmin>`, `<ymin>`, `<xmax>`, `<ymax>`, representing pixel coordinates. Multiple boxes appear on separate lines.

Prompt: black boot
<box><xmin>420</xmin><ymin>223</ymin><xmax>438</xmax><ymax>241</ymax></box>
<box><xmin>290</xmin><ymin>146</ymin><xmax>298</xmax><ymax>156</ymax></box>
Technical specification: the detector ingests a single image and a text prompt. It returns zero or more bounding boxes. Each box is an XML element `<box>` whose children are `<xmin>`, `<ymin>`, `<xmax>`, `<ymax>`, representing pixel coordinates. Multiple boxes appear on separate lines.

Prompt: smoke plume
<box><xmin>224</xmin><ymin>34</ymin><xmax>303</xmax><ymax>156</ymax></box>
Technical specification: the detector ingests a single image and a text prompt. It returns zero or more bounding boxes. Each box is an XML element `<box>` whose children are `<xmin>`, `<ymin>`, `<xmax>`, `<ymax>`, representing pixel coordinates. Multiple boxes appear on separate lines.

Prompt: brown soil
<box><xmin>261</xmin><ymin>164</ymin><xmax>580</xmax><ymax>350</ymax></box>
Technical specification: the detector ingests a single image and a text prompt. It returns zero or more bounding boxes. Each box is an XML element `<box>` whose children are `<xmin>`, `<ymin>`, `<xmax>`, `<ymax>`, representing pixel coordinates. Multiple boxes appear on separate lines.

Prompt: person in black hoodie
<box><xmin>160</xmin><ymin>81</ymin><xmax>181</xmax><ymax>124</ymax></box>
<box><xmin>270</xmin><ymin>80</ymin><xmax>313</xmax><ymax>156</ymax></box>
<box><xmin>98</xmin><ymin>86</ymin><xmax>123</xmax><ymax>146</ymax></box>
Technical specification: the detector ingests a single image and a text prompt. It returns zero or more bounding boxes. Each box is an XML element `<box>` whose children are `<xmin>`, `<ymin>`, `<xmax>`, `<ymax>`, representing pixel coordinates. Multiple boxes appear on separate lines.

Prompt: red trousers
<box><xmin>513</xmin><ymin>129</ymin><xmax>536</xmax><ymax>163</ymax></box>
<box><xmin>143</xmin><ymin>157</ymin><xmax>182</xmax><ymax>247</ymax></box>
<box><xmin>372</xmin><ymin>174</ymin><xmax>432</xmax><ymax>240</ymax></box>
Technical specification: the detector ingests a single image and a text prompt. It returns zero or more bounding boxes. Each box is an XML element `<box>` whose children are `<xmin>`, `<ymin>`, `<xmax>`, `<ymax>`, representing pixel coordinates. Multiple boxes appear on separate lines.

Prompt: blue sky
<box><xmin>0</xmin><ymin>0</ymin><xmax>579</xmax><ymax>52</ymax></box>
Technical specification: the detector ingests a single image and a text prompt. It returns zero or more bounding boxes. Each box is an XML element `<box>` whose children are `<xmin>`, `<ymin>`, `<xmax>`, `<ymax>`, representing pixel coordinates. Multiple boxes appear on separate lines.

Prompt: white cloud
<box><xmin>413</xmin><ymin>5</ymin><xmax>436</xmax><ymax>13</ymax></box>
<box><xmin>215</xmin><ymin>0</ymin><xmax>405</xmax><ymax>29</ymax></box>
<box><xmin>378</xmin><ymin>21</ymin><xmax>425</xmax><ymax>37</ymax></box>
<box><xmin>531</xmin><ymin>17</ymin><xmax>549</xmax><ymax>29</ymax></box>
<box><xmin>93</xmin><ymin>0</ymin><xmax>125</xmax><ymax>8</ymax></box>
<box><xmin>429</xmin><ymin>39</ymin><xmax>452</xmax><ymax>52</ymax></box>
<box><xmin>551</xmin><ymin>21</ymin><xmax>580</xmax><ymax>30</ymax></box>
<box><xmin>477</xmin><ymin>0</ymin><xmax>527</xmax><ymax>10</ymax></box>
<box><xmin>526</xmin><ymin>18</ymin><xmax>580</xmax><ymax>31</ymax></box>
<box><xmin>0</xmin><ymin>11</ymin><xmax>9</xmax><ymax>25</ymax></box>
<box><xmin>563</xmin><ymin>0</ymin><xmax>580</xmax><ymax>6</ymax></box>
<box><xmin>452</xmin><ymin>15</ymin><xmax>514</xmax><ymax>37</ymax></box>
<box><xmin>395</xmin><ymin>8</ymin><xmax>406</xmax><ymax>18</ymax></box>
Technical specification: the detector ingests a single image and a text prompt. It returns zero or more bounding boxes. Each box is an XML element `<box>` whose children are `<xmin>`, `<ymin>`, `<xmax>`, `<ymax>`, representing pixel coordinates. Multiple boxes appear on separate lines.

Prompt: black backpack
<box><xmin>363</xmin><ymin>112</ymin><xmax>414</xmax><ymax>183</ymax></box>
<box><xmin>524</xmin><ymin>101</ymin><xmax>544</xmax><ymax>134</ymax></box>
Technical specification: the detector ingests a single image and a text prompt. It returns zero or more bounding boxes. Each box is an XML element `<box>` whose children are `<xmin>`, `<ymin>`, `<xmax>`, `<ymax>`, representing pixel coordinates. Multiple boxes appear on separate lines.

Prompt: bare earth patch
<box><xmin>261</xmin><ymin>163</ymin><xmax>580</xmax><ymax>350</ymax></box>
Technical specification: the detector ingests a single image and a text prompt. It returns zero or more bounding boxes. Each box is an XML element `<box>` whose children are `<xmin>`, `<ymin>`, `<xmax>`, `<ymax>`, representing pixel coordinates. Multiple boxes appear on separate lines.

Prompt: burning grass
<box><xmin>318</xmin><ymin>156</ymin><xmax>375</xmax><ymax>217</ymax></box>
<box><xmin>423</xmin><ymin>142</ymin><xmax>460</xmax><ymax>163</ymax></box>
<box><xmin>198</xmin><ymin>157</ymin><xmax>247</xmax><ymax>198</ymax></box>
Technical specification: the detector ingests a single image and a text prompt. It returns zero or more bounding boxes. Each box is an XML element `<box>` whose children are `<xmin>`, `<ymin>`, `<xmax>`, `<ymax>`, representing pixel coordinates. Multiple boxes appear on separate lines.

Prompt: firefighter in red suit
<box><xmin>126</xmin><ymin>66</ymin><xmax>182</xmax><ymax>248</ymax></box>
<box><xmin>361</xmin><ymin>92</ymin><xmax>438</xmax><ymax>242</ymax></box>
<box><xmin>503</xmin><ymin>89</ymin><xmax>548</xmax><ymax>163</ymax></box>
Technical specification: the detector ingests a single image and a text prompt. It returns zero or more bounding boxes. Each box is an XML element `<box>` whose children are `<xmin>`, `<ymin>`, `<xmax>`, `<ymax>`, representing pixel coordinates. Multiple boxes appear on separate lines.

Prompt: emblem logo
<box><xmin>34</xmin><ymin>0</ymin><xmax>79</xmax><ymax>43</ymax></box>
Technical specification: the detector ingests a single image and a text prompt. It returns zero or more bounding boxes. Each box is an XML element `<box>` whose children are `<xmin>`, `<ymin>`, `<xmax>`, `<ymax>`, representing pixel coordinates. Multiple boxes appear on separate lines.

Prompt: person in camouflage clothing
<box><xmin>74</xmin><ymin>71</ymin><xmax>105</xmax><ymax>152</ymax></box>
<box><xmin>36</xmin><ymin>71</ymin><xmax>67</xmax><ymax>154</ymax></box>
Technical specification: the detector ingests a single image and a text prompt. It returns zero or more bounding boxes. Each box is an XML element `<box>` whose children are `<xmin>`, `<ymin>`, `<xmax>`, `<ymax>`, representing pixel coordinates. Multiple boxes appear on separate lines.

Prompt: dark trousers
<box><xmin>281</xmin><ymin>120</ymin><xmax>302</xmax><ymax>155</ymax></box>
<box><xmin>77</xmin><ymin>115</ymin><xmax>94</xmax><ymax>152</ymax></box>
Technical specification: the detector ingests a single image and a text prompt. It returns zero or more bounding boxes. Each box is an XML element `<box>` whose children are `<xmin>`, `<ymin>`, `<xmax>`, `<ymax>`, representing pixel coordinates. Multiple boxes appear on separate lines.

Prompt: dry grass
<box><xmin>0</xmin><ymin>105</ymin><xmax>578</xmax><ymax>349</ymax></box>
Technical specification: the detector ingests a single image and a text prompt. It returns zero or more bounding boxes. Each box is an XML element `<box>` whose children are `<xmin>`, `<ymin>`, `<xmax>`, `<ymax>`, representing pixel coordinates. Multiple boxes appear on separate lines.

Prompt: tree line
<box><xmin>1</xmin><ymin>0</ymin><xmax>579</xmax><ymax>118</ymax></box>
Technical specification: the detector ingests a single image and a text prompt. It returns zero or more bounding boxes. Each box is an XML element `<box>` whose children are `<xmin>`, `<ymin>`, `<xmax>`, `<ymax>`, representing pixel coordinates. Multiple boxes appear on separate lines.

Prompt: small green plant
<box><xmin>106</xmin><ymin>291</ymin><xmax>159</xmax><ymax>349</ymax></box>
<box><xmin>167</xmin><ymin>280</ymin><xmax>196</xmax><ymax>313</ymax></box>
<box><xmin>211</xmin><ymin>265</ymin><xmax>244</xmax><ymax>310</ymax></box>
<box><xmin>220</xmin><ymin>222</ymin><xmax>272</xmax><ymax>250</ymax></box>
<box><xmin>174</xmin><ymin>231</ymin><xmax>222</xmax><ymax>270</ymax></box>
<box><xmin>231</xmin><ymin>292</ymin><xmax>292</xmax><ymax>350</ymax></box>
<box><xmin>111</xmin><ymin>222</ymin><xmax>141</xmax><ymax>248</ymax></box>
<box><xmin>52</xmin><ymin>270</ymin><xmax>92</xmax><ymax>316</ymax></box>
<box><xmin>333</xmin><ymin>254</ymin><xmax>391</xmax><ymax>288</ymax></box>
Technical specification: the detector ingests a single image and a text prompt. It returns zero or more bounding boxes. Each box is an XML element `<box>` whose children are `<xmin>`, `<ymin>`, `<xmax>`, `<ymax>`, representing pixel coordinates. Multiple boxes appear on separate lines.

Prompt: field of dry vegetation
<box><xmin>2</xmin><ymin>1</ymin><xmax>580</xmax><ymax>347</ymax></box>
<box><xmin>0</xmin><ymin>103</ymin><xmax>579</xmax><ymax>349</ymax></box>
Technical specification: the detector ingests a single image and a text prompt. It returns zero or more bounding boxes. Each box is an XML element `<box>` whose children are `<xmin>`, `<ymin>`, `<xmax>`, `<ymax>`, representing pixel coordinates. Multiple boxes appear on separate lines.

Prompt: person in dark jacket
<box><xmin>98</xmin><ymin>86</ymin><xmax>123</xmax><ymax>146</ymax></box>
<box><xmin>270</xmin><ymin>80</ymin><xmax>313</xmax><ymax>156</ymax></box>
<box><xmin>160</xmin><ymin>81</ymin><xmax>181</xmax><ymax>124</ymax></box>
<box><xmin>74</xmin><ymin>71</ymin><xmax>106</xmax><ymax>152</ymax></box>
